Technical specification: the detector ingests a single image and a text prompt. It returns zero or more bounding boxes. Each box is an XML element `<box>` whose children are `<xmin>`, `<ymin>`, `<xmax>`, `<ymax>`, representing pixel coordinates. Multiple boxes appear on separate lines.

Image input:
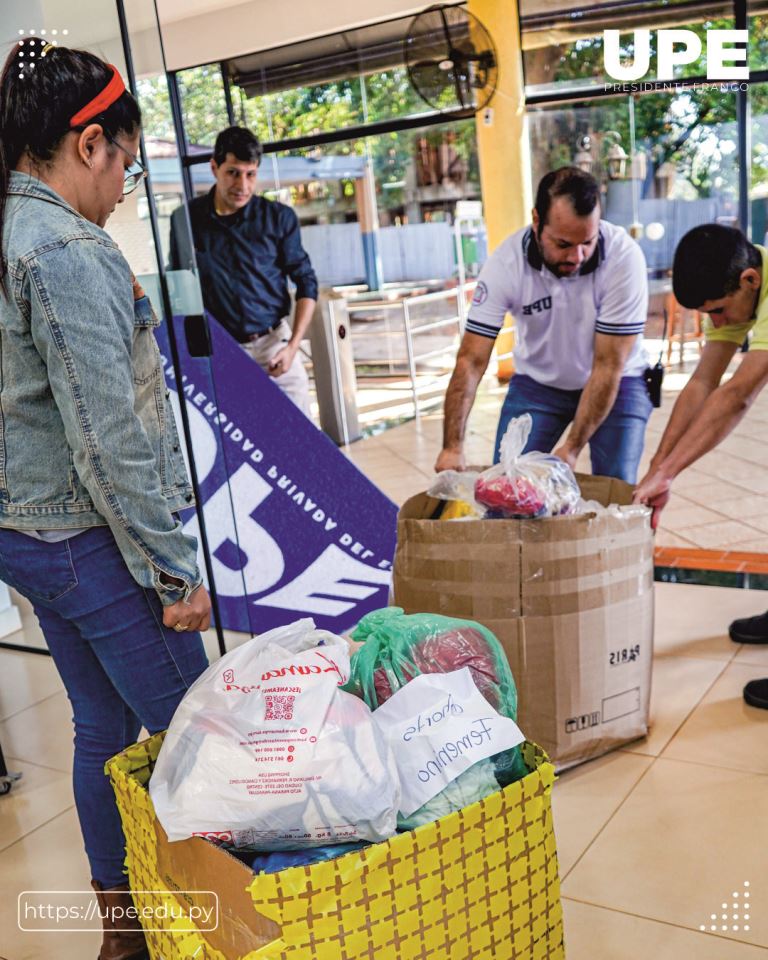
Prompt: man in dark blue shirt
<box><xmin>169</xmin><ymin>126</ymin><xmax>318</xmax><ymax>414</ymax></box>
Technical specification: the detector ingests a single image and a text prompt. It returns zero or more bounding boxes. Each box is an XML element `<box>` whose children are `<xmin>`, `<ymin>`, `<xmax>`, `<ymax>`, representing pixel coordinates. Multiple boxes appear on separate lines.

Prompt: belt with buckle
<box><xmin>242</xmin><ymin>319</ymin><xmax>283</xmax><ymax>343</ymax></box>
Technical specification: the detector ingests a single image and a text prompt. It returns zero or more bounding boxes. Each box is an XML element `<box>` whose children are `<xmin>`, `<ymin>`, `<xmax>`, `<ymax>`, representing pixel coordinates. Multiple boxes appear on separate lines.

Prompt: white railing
<box><xmin>345</xmin><ymin>281</ymin><xmax>476</xmax><ymax>421</ymax></box>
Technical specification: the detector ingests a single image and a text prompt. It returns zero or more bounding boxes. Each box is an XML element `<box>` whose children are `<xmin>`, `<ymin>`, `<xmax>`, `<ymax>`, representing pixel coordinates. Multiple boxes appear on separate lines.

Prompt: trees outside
<box><xmin>135</xmin><ymin>65</ymin><xmax>479</xmax><ymax>224</ymax></box>
<box><xmin>134</xmin><ymin>15</ymin><xmax>768</xmax><ymax>228</ymax></box>
<box><xmin>524</xmin><ymin>17</ymin><xmax>768</xmax><ymax>199</ymax></box>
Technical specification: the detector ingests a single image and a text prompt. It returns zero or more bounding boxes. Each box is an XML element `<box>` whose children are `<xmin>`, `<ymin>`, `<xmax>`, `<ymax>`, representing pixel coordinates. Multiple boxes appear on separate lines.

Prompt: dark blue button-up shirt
<box><xmin>170</xmin><ymin>190</ymin><xmax>318</xmax><ymax>342</ymax></box>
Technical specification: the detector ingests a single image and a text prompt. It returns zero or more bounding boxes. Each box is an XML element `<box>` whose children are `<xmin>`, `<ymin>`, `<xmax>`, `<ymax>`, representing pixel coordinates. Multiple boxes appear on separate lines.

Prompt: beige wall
<box><xmin>156</xmin><ymin>0</ymin><xmax>446</xmax><ymax>71</ymax></box>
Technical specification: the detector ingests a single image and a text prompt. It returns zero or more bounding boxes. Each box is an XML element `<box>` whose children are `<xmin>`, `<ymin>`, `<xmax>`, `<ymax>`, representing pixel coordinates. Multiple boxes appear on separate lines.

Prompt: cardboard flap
<box><xmin>398</xmin><ymin>491</ymin><xmax>443</xmax><ymax>521</ymax></box>
<box><xmin>575</xmin><ymin>472</ymin><xmax>635</xmax><ymax>507</ymax></box>
<box><xmin>155</xmin><ymin>822</ymin><xmax>280</xmax><ymax>956</ymax></box>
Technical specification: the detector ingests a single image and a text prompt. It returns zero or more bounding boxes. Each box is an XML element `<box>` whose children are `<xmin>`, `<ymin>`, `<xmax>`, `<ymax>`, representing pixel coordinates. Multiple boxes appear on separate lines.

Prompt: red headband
<box><xmin>69</xmin><ymin>65</ymin><xmax>126</xmax><ymax>127</ymax></box>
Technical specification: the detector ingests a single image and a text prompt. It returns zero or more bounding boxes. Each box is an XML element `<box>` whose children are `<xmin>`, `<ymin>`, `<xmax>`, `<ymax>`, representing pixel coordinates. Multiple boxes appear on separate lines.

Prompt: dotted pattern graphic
<box><xmin>15</xmin><ymin>29</ymin><xmax>68</xmax><ymax>78</ymax></box>
<box><xmin>700</xmin><ymin>882</ymin><xmax>751</xmax><ymax>934</ymax></box>
<box><xmin>107</xmin><ymin>733</ymin><xmax>565</xmax><ymax>960</ymax></box>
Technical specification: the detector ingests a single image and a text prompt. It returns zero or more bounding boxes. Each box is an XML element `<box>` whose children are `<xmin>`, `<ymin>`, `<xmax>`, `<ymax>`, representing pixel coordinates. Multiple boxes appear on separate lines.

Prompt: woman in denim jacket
<box><xmin>0</xmin><ymin>43</ymin><xmax>210</xmax><ymax>960</ymax></box>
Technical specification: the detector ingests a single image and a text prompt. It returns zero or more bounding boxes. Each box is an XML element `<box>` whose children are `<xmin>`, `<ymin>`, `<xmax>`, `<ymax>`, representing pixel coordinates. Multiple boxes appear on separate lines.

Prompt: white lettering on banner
<box><xmin>338</xmin><ymin>533</ymin><xmax>375</xmax><ymax>561</ymax></box>
<box><xmin>168</xmin><ymin>392</ymin><xmax>217</xmax><ymax>486</ymax></box>
<box><xmin>372</xmin><ymin>669</ymin><xmax>525</xmax><ymax>817</ymax></box>
<box><xmin>163</xmin><ymin>361</ymin><xmax>392</xmax><ymax>617</ymax></box>
<box><xmin>161</xmin><ymin>360</ymin><xmax>266</xmax><ymax>469</ymax></box>
<box><xmin>255</xmin><ymin>544</ymin><xmax>391</xmax><ymax>616</ymax></box>
<box><xmin>603</xmin><ymin>29</ymin><xmax>748</xmax><ymax>82</ymax></box>
<box><xmin>183</xmin><ymin>463</ymin><xmax>284</xmax><ymax>596</ymax></box>
<box><xmin>266</xmin><ymin>465</ymin><xmax>338</xmax><ymax>531</ymax></box>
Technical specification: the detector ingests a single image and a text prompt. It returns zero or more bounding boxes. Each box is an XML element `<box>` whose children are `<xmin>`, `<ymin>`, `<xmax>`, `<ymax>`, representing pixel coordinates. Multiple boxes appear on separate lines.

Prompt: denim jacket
<box><xmin>0</xmin><ymin>172</ymin><xmax>200</xmax><ymax>604</ymax></box>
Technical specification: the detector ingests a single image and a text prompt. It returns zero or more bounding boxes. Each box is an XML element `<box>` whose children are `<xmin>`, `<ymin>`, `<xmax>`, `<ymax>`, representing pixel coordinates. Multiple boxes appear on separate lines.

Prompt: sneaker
<box><xmin>728</xmin><ymin>611</ymin><xmax>768</xmax><ymax>644</ymax></box>
<box><xmin>743</xmin><ymin>678</ymin><xmax>768</xmax><ymax>710</ymax></box>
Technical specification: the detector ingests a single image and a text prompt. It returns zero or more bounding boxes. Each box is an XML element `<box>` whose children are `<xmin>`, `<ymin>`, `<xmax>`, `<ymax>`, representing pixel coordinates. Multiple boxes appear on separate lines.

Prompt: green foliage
<box><xmin>526</xmin><ymin>17</ymin><xmax>768</xmax><ymax>196</ymax></box>
<box><xmin>134</xmin><ymin>64</ymin><xmax>479</xmax><ymax>216</ymax></box>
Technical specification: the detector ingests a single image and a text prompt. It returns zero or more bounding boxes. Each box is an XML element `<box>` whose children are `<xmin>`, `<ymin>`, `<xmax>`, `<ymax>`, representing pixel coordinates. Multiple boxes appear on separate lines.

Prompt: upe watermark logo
<box><xmin>603</xmin><ymin>28</ymin><xmax>748</xmax><ymax>89</ymax></box>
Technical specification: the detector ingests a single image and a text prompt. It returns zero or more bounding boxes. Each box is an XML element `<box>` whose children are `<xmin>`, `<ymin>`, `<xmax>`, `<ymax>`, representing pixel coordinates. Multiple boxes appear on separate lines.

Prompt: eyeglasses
<box><xmin>105</xmin><ymin>134</ymin><xmax>148</xmax><ymax>195</ymax></box>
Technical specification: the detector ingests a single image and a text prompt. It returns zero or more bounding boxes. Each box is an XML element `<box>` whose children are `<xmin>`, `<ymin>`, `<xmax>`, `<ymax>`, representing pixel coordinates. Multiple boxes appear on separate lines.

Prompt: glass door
<box><xmin>0</xmin><ymin>0</ymin><xmax>252</xmax><ymax>654</ymax></box>
<box><xmin>0</xmin><ymin>0</ymin><xmax>397</xmax><ymax>655</ymax></box>
<box><xmin>119</xmin><ymin>1</ymin><xmax>396</xmax><ymax>646</ymax></box>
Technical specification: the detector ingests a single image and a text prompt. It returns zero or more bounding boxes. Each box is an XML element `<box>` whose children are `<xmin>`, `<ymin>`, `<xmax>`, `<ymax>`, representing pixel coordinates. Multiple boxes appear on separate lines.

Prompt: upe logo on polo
<box><xmin>604</xmin><ymin>29</ymin><xmax>748</xmax><ymax>82</ymax></box>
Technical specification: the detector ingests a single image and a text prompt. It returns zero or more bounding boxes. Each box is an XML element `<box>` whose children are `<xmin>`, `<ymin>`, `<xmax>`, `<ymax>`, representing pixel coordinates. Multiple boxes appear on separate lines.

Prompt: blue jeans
<box><xmin>0</xmin><ymin>526</ymin><xmax>208</xmax><ymax>887</ymax></box>
<box><xmin>493</xmin><ymin>374</ymin><xmax>653</xmax><ymax>483</ymax></box>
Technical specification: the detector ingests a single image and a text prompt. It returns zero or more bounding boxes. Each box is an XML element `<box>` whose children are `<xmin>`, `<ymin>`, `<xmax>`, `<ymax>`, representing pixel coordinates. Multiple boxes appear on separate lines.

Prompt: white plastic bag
<box><xmin>474</xmin><ymin>414</ymin><xmax>580</xmax><ymax>518</ymax></box>
<box><xmin>572</xmin><ymin>499</ymin><xmax>651</xmax><ymax>520</ymax></box>
<box><xmin>149</xmin><ymin>620</ymin><xmax>400</xmax><ymax>850</ymax></box>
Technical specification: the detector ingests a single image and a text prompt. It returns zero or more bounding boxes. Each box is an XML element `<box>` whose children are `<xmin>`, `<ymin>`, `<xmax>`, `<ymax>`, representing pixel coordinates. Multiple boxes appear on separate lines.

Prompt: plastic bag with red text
<box><xmin>149</xmin><ymin>619</ymin><xmax>400</xmax><ymax>850</ymax></box>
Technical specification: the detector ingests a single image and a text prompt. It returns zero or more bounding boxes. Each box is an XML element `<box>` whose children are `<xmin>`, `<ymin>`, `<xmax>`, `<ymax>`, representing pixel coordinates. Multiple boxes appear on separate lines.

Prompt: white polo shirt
<box><xmin>466</xmin><ymin>220</ymin><xmax>649</xmax><ymax>390</ymax></box>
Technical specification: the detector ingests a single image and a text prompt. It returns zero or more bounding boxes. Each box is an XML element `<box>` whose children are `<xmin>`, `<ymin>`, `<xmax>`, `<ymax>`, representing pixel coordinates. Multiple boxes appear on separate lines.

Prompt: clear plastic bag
<box><xmin>426</xmin><ymin>471</ymin><xmax>484</xmax><ymax>519</ymax></box>
<box><xmin>474</xmin><ymin>414</ymin><xmax>580</xmax><ymax>518</ymax></box>
<box><xmin>149</xmin><ymin>620</ymin><xmax>400</xmax><ymax>850</ymax></box>
<box><xmin>397</xmin><ymin>758</ymin><xmax>500</xmax><ymax>831</ymax></box>
<box><xmin>572</xmin><ymin>499</ymin><xmax>652</xmax><ymax>520</ymax></box>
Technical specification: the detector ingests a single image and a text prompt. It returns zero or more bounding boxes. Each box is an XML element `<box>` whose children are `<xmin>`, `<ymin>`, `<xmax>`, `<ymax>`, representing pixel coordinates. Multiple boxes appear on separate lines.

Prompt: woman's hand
<box><xmin>163</xmin><ymin>584</ymin><xmax>212</xmax><ymax>633</ymax></box>
<box><xmin>131</xmin><ymin>274</ymin><xmax>145</xmax><ymax>301</ymax></box>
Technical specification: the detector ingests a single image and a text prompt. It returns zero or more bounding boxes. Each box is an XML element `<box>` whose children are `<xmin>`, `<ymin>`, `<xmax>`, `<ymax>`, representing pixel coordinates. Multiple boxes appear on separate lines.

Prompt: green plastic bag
<box><xmin>346</xmin><ymin>608</ymin><xmax>529</xmax><ymax>797</ymax></box>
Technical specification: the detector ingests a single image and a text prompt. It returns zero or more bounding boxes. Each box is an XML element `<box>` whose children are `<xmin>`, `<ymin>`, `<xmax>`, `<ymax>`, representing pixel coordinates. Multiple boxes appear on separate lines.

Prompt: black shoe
<box><xmin>744</xmin><ymin>678</ymin><xmax>768</xmax><ymax>710</ymax></box>
<box><xmin>728</xmin><ymin>611</ymin><xmax>768</xmax><ymax>644</ymax></box>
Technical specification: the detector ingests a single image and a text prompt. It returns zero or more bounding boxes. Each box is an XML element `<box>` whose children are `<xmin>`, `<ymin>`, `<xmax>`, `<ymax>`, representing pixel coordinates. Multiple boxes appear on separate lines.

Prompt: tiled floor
<box><xmin>2</xmin><ymin>583</ymin><xmax>768</xmax><ymax>957</ymax></box>
<box><xmin>3</xmin><ymin>587</ymin><xmax>768</xmax><ymax>954</ymax></box>
<box><xmin>3</xmin><ymin>356</ymin><xmax>768</xmax><ymax>958</ymax></box>
<box><xmin>339</xmin><ymin>349</ymin><xmax>768</xmax><ymax>557</ymax></box>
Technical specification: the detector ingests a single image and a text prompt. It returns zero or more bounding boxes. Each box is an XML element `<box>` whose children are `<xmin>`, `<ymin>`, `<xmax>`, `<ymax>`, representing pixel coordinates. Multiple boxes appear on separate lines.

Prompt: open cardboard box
<box><xmin>393</xmin><ymin>474</ymin><xmax>654</xmax><ymax>770</ymax></box>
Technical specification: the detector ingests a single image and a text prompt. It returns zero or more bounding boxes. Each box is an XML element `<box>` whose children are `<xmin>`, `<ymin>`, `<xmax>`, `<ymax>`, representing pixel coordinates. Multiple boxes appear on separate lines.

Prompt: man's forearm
<box><xmin>656</xmin><ymin>384</ymin><xmax>750</xmax><ymax>480</ymax></box>
<box><xmin>289</xmin><ymin>298</ymin><xmax>316</xmax><ymax>347</ymax></box>
<box><xmin>648</xmin><ymin>377</ymin><xmax>714</xmax><ymax>468</ymax></box>
<box><xmin>442</xmin><ymin>360</ymin><xmax>484</xmax><ymax>450</ymax></box>
<box><xmin>563</xmin><ymin>366</ymin><xmax>622</xmax><ymax>454</ymax></box>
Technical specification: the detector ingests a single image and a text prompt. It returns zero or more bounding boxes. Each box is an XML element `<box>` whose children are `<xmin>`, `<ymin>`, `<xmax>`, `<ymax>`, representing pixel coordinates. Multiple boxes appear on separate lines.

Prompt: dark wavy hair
<box><xmin>213</xmin><ymin>126</ymin><xmax>263</xmax><ymax>166</ymax></box>
<box><xmin>0</xmin><ymin>41</ymin><xmax>141</xmax><ymax>295</ymax></box>
<box><xmin>535</xmin><ymin>166</ymin><xmax>600</xmax><ymax>226</ymax></box>
<box><xmin>673</xmin><ymin>224</ymin><xmax>762</xmax><ymax>308</ymax></box>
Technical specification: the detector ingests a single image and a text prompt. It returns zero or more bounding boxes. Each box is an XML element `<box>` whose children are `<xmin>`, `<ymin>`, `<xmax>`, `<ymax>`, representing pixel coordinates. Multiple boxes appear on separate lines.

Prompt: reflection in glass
<box><xmin>749</xmin><ymin>81</ymin><xmax>768</xmax><ymax>245</ymax></box>
<box><xmin>177</xmin><ymin>64</ymin><xmax>229</xmax><ymax>147</ymax></box>
<box><xmin>528</xmin><ymin>90</ymin><xmax>738</xmax><ymax>273</ymax></box>
<box><xmin>522</xmin><ymin>3</ymin><xmax>734</xmax><ymax>95</ymax></box>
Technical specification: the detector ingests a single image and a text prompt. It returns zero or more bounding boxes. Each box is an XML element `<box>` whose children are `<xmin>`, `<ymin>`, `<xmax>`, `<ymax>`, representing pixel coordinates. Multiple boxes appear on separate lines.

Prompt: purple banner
<box><xmin>156</xmin><ymin>317</ymin><xmax>397</xmax><ymax>636</ymax></box>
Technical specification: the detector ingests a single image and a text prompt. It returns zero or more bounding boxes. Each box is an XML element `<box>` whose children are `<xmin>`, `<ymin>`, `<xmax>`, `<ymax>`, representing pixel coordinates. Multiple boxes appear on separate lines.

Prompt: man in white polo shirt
<box><xmin>435</xmin><ymin>167</ymin><xmax>651</xmax><ymax>482</ymax></box>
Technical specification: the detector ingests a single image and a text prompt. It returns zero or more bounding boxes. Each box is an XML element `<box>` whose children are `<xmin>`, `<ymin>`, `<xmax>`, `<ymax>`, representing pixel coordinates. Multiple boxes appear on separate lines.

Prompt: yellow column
<box><xmin>469</xmin><ymin>0</ymin><xmax>531</xmax><ymax>380</ymax></box>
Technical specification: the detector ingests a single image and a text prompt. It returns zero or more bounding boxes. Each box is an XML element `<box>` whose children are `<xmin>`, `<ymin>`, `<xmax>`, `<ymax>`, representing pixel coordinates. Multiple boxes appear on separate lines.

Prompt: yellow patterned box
<box><xmin>106</xmin><ymin>733</ymin><xmax>564</xmax><ymax>960</ymax></box>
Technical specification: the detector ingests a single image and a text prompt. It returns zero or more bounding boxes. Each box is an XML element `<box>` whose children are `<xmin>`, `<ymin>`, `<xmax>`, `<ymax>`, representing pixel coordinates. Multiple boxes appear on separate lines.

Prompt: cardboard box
<box><xmin>107</xmin><ymin>733</ymin><xmax>564</xmax><ymax>960</ymax></box>
<box><xmin>393</xmin><ymin>474</ymin><xmax>654</xmax><ymax>770</ymax></box>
